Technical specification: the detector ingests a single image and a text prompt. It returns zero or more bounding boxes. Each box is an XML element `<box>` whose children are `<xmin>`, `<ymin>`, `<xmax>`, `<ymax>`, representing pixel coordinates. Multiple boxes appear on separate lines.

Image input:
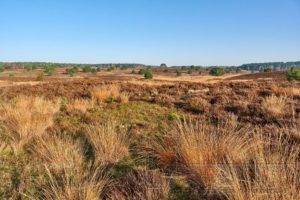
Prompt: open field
<box><xmin>0</xmin><ymin>68</ymin><xmax>299</xmax><ymax>199</ymax></box>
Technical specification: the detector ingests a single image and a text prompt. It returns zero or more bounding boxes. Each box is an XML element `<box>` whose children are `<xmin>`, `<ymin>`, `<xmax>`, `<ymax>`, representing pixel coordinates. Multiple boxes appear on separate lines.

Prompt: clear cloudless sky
<box><xmin>0</xmin><ymin>0</ymin><xmax>300</xmax><ymax>66</ymax></box>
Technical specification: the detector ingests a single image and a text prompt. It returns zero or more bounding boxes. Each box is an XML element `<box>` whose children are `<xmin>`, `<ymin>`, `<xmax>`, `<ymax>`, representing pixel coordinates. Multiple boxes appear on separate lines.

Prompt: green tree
<box><xmin>144</xmin><ymin>69</ymin><xmax>153</xmax><ymax>79</ymax></box>
<box><xmin>0</xmin><ymin>65</ymin><xmax>5</xmax><ymax>72</ymax></box>
<box><xmin>287</xmin><ymin>68</ymin><xmax>300</xmax><ymax>82</ymax></box>
<box><xmin>209</xmin><ymin>67</ymin><xmax>225</xmax><ymax>76</ymax></box>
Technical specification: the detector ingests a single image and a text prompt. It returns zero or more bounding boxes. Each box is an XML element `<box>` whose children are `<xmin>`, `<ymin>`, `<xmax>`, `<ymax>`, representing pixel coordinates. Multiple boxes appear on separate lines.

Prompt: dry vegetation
<box><xmin>0</xmin><ymin>71</ymin><xmax>299</xmax><ymax>199</ymax></box>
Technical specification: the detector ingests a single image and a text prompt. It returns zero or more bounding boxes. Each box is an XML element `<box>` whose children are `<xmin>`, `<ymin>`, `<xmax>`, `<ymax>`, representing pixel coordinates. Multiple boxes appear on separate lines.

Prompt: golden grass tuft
<box><xmin>214</xmin><ymin>131</ymin><xmax>300</xmax><ymax>200</ymax></box>
<box><xmin>65</xmin><ymin>98</ymin><xmax>95</xmax><ymax>113</ymax></box>
<box><xmin>84</xmin><ymin>121</ymin><xmax>129</xmax><ymax>167</ymax></box>
<box><xmin>261</xmin><ymin>95</ymin><xmax>287</xmax><ymax>118</ymax></box>
<box><xmin>0</xmin><ymin>96</ymin><xmax>60</xmax><ymax>153</ymax></box>
<box><xmin>271</xmin><ymin>85</ymin><xmax>300</xmax><ymax>96</ymax></box>
<box><xmin>90</xmin><ymin>84</ymin><xmax>129</xmax><ymax>104</ymax></box>
<box><xmin>150</xmin><ymin>119</ymin><xmax>253</xmax><ymax>189</ymax></box>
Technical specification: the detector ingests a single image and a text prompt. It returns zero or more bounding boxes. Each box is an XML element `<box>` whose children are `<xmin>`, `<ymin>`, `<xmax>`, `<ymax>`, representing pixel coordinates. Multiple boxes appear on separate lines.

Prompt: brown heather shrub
<box><xmin>65</xmin><ymin>98</ymin><xmax>95</xmax><ymax>113</ymax></box>
<box><xmin>214</xmin><ymin>131</ymin><xmax>300</xmax><ymax>200</ymax></box>
<box><xmin>261</xmin><ymin>95</ymin><xmax>287</xmax><ymax>118</ymax></box>
<box><xmin>0</xmin><ymin>96</ymin><xmax>60</xmax><ymax>154</ymax></box>
<box><xmin>84</xmin><ymin>121</ymin><xmax>129</xmax><ymax>167</ymax></box>
<box><xmin>150</xmin><ymin>120</ymin><xmax>253</xmax><ymax>190</ymax></box>
<box><xmin>109</xmin><ymin>168</ymin><xmax>170</xmax><ymax>200</ymax></box>
<box><xmin>186</xmin><ymin>97</ymin><xmax>210</xmax><ymax>113</ymax></box>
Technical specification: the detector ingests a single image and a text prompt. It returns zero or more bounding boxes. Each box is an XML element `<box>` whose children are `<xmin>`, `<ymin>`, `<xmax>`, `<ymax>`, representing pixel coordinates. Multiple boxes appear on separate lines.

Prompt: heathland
<box><xmin>0</xmin><ymin>64</ymin><xmax>299</xmax><ymax>199</ymax></box>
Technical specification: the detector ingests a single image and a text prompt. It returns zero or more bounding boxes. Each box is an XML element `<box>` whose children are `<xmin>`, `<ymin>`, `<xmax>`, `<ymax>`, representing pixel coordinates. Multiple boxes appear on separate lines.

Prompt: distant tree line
<box><xmin>239</xmin><ymin>61</ymin><xmax>300</xmax><ymax>71</ymax></box>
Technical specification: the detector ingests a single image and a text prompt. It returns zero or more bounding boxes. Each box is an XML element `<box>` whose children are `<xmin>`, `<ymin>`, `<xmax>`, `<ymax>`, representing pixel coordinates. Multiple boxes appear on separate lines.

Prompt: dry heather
<box><xmin>0</xmin><ymin>77</ymin><xmax>299</xmax><ymax>199</ymax></box>
<box><xmin>0</xmin><ymin>96</ymin><xmax>60</xmax><ymax>154</ymax></box>
<box><xmin>261</xmin><ymin>95</ymin><xmax>287</xmax><ymax>118</ymax></box>
<box><xmin>110</xmin><ymin>168</ymin><xmax>170</xmax><ymax>200</ymax></box>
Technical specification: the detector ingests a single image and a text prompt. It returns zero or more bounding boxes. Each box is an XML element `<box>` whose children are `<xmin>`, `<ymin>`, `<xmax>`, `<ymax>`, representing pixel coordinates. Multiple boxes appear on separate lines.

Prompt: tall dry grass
<box><xmin>90</xmin><ymin>84</ymin><xmax>129</xmax><ymax>103</ymax></box>
<box><xmin>261</xmin><ymin>95</ymin><xmax>287</xmax><ymax>118</ymax></box>
<box><xmin>65</xmin><ymin>98</ymin><xmax>95</xmax><ymax>113</ymax></box>
<box><xmin>0</xmin><ymin>96</ymin><xmax>60</xmax><ymax>154</ymax></box>
<box><xmin>29</xmin><ymin>134</ymin><xmax>109</xmax><ymax>199</ymax></box>
<box><xmin>84</xmin><ymin>121</ymin><xmax>129</xmax><ymax>167</ymax></box>
<box><xmin>149</xmin><ymin>120</ymin><xmax>254</xmax><ymax>190</ymax></box>
<box><xmin>214</xmin><ymin>131</ymin><xmax>300</xmax><ymax>200</ymax></box>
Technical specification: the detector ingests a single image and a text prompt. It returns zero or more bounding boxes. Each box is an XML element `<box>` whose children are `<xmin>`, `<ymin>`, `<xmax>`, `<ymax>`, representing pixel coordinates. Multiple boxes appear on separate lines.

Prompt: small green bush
<box><xmin>176</xmin><ymin>70</ymin><xmax>182</xmax><ymax>76</ymax></box>
<box><xmin>144</xmin><ymin>70</ymin><xmax>153</xmax><ymax>79</ymax></box>
<box><xmin>169</xmin><ymin>112</ymin><xmax>181</xmax><ymax>120</ymax></box>
<box><xmin>0</xmin><ymin>65</ymin><xmax>5</xmax><ymax>72</ymax></box>
<box><xmin>9</xmin><ymin>73</ymin><xmax>15</xmax><ymax>77</ymax></box>
<box><xmin>209</xmin><ymin>67</ymin><xmax>225</xmax><ymax>76</ymax></box>
<box><xmin>287</xmin><ymin>69</ymin><xmax>300</xmax><ymax>82</ymax></box>
<box><xmin>138</xmin><ymin>69</ymin><xmax>146</xmax><ymax>75</ymax></box>
<box><xmin>188</xmin><ymin>68</ymin><xmax>193</xmax><ymax>74</ymax></box>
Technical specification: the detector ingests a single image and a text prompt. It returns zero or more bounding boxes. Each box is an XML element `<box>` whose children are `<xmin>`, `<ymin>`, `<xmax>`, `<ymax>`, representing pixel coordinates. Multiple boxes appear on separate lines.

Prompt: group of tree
<box><xmin>239</xmin><ymin>61</ymin><xmax>300</xmax><ymax>71</ymax></box>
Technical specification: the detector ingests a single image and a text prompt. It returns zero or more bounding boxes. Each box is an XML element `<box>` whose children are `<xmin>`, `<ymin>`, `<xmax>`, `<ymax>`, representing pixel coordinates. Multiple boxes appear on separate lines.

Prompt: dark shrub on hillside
<box><xmin>287</xmin><ymin>69</ymin><xmax>300</xmax><ymax>82</ymax></box>
<box><xmin>209</xmin><ymin>67</ymin><xmax>225</xmax><ymax>76</ymax></box>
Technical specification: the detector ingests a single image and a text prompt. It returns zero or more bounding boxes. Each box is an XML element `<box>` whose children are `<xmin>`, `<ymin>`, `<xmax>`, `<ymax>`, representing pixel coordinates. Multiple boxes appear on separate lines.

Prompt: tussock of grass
<box><xmin>0</xmin><ymin>96</ymin><xmax>60</xmax><ymax>154</ymax></box>
<box><xmin>90</xmin><ymin>84</ymin><xmax>129</xmax><ymax>104</ymax></box>
<box><xmin>148</xmin><ymin>120</ymin><xmax>253</xmax><ymax>190</ymax></box>
<box><xmin>84</xmin><ymin>121</ymin><xmax>129</xmax><ymax>167</ymax></box>
<box><xmin>65</xmin><ymin>98</ymin><xmax>95</xmax><ymax>113</ymax></box>
<box><xmin>261</xmin><ymin>95</ymin><xmax>287</xmax><ymax>118</ymax></box>
<box><xmin>214</xmin><ymin>131</ymin><xmax>300</xmax><ymax>200</ymax></box>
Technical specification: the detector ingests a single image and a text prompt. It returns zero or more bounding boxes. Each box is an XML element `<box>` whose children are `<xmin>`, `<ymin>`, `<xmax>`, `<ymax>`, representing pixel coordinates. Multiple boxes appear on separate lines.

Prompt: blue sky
<box><xmin>0</xmin><ymin>0</ymin><xmax>300</xmax><ymax>66</ymax></box>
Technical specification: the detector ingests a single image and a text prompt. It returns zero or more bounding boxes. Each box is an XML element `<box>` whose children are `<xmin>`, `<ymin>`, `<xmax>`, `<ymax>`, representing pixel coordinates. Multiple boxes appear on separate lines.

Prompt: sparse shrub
<box><xmin>138</xmin><ymin>68</ymin><xmax>146</xmax><ymax>75</ymax></box>
<box><xmin>209</xmin><ymin>67</ymin><xmax>225</xmax><ymax>76</ymax></box>
<box><xmin>131</xmin><ymin>69</ymin><xmax>136</xmax><ymax>74</ymax></box>
<box><xmin>83</xmin><ymin>66</ymin><xmax>92</xmax><ymax>73</ymax></box>
<box><xmin>187</xmin><ymin>68</ymin><xmax>193</xmax><ymax>74</ymax></box>
<box><xmin>144</xmin><ymin>69</ymin><xmax>153</xmax><ymax>79</ymax></box>
<box><xmin>0</xmin><ymin>65</ymin><xmax>5</xmax><ymax>72</ymax></box>
<box><xmin>261</xmin><ymin>95</ymin><xmax>287</xmax><ymax>118</ymax></box>
<box><xmin>176</xmin><ymin>70</ymin><xmax>181</xmax><ymax>76</ymax></box>
<box><xmin>185</xmin><ymin>97</ymin><xmax>209</xmax><ymax>113</ymax></box>
<box><xmin>263</xmin><ymin>67</ymin><xmax>273</xmax><ymax>72</ymax></box>
<box><xmin>36</xmin><ymin>73</ymin><xmax>44</xmax><ymax>81</ymax></box>
<box><xmin>66</xmin><ymin>67</ymin><xmax>78</xmax><ymax>77</ymax></box>
<box><xmin>287</xmin><ymin>68</ymin><xmax>300</xmax><ymax>82</ymax></box>
<box><xmin>9</xmin><ymin>73</ymin><xmax>15</xmax><ymax>77</ymax></box>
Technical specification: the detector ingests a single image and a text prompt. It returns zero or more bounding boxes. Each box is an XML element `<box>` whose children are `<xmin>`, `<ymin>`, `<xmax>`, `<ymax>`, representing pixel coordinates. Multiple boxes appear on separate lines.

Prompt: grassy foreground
<box><xmin>0</xmin><ymin>81</ymin><xmax>299</xmax><ymax>199</ymax></box>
